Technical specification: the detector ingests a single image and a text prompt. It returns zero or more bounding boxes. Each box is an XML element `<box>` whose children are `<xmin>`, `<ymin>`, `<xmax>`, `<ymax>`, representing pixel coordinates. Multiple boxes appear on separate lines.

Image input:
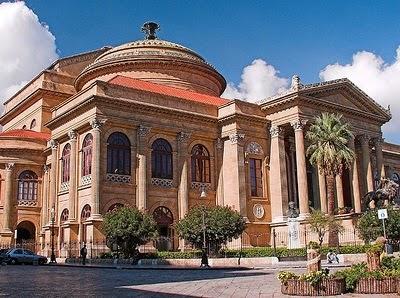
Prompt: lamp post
<box><xmin>200</xmin><ymin>186</ymin><xmax>209</xmax><ymax>268</ymax></box>
<box><xmin>50</xmin><ymin>206</ymin><xmax>56</xmax><ymax>263</ymax></box>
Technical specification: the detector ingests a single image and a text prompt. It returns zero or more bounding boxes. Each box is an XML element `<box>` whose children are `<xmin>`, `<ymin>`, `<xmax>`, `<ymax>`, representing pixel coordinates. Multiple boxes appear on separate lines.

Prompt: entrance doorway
<box><xmin>16</xmin><ymin>221</ymin><xmax>36</xmax><ymax>251</ymax></box>
<box><xmin>152</xmin><ymin>206</ymin><xmax>174</xmax><ymax>251</ymax></box>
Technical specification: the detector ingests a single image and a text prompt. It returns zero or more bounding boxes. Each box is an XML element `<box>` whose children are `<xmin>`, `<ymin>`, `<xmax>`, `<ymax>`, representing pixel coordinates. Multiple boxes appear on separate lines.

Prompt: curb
<box><xmin>46</xmin><ymin>263</ymin><xmax>253</xmax><ymax>271</ymax></box>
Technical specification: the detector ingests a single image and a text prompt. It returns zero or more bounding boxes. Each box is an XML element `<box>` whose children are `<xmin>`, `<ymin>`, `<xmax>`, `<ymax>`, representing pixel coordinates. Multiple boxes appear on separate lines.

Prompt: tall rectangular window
<box><xmin>249</xmin><ymin>158</ymin><xmax>263</xmax><ymax>197</ymax></box>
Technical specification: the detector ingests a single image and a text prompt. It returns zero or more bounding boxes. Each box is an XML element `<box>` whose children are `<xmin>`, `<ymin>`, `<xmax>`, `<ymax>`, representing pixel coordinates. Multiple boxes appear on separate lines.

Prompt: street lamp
<box><xmin>200</xmin><ymin>186</ymin><xmax>209</xmax><ymax>268</ymax></box>
<box><xmin>50</xmin><ymin>206</ymin><xmax>56</xmax><ymax>263</ymax></box>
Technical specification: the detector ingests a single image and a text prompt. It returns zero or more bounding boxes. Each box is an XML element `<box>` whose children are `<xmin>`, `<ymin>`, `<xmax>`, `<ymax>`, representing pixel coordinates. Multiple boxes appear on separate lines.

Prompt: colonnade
<box><xmin>269</xmin><ymin>118</ymin><xmax>385</xmax><ymax>222</ymax></box>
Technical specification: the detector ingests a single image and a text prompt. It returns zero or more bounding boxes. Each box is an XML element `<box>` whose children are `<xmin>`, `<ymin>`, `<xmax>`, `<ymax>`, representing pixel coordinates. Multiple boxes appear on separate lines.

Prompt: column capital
<box><xmin>43</xmin><ymin>165</ymin><xmax>50</xmax><ymax>173</ymax></box>
<box><xmin>177</xmin><ymin>131</ymin><xmax>191</xmax><ymax>143</ymax></box>
<box><xmin>229</xmin><ymin>132</ymin><xmax>245</xmax><ymax>144</ymax></box>
<box><xmin>5</xmin><ymin>163</ymin><xmax>15</xmax><ymax>171</ymax></box>
<box><xmin>50</xmin><ymin>139</ymin><xmax>58</xmax><ymax>149</ymax></box>
<box><xmin>68</xmin><ymin>130</ymin><xmax>78</xmax><ymax>141</ymax></box>
<box><xmin>290</xmin><ymin>119</ymin><xmax>307</xmax><ymax>131</ymax></box>
<box><xmin>269</xmin><ymin>126</ymin><xmax>284</xmax><ymax>138</ymax></box>
<box><xmin>137</xmin><ymin>125</ymin><xmax>151</xmax><ymax>138</ymax></box>
<box><xmin>358</xmin><ymin>134</ymin><xmax>370</xmax><ymax>146</ymax></box>
<box><xmin>216</xmin><ymin>138</ymin><xmax>223</xmax><ymax>150</ymax></box>
<box><xmin>90</xmin><ymin>117</ymin><xmax>106</xmax><ymax>130</ymax></box>
<box><xmin>373</xmin><ymin>136</ymin><xmax>384</xmax><ymax>147</ymax></box>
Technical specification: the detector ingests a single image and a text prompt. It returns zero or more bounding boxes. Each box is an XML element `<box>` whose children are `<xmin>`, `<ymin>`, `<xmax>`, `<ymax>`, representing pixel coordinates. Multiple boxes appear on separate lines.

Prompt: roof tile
<box><xmin>0</xmin><ymin>129</ymin><xmax>50</xmax><ymax>141</ymax></box>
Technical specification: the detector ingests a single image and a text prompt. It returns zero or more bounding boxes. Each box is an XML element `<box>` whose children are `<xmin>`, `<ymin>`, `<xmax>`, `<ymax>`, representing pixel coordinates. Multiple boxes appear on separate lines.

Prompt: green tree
<box><xmin>102</xmin><ymin>207</ymin><xmax>157</xmax><ymax>258</ymax></box>
<box><xmin>176</xmin><ymin>205</ymin><xmax>246</xmax><ymax>252</ymax></box>
<box><xmin>306</xmin><ymin>113</ymin><xmax>354</xmax><ymax>246</ymax></box>
<box><xmin>308</xmin><ymin>210</ymin><xmax>344</xmax><ymax>246</ymax></box>
<box><xmin>357</xmin><ymin>207</ymin><xmax>400</xmax><ymax>244</ymax></box>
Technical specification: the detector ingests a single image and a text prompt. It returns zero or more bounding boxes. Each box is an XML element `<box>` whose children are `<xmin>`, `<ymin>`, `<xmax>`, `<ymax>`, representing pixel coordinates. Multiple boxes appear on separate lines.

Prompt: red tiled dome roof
<box><xmin>108</xmin><ymin>75</ymin><xmax>230</xmax><ymax>106</ymax></box>
<box><xmin>0</xmin><ymin>129</ymin><xmax>50</xmax><ymax>141</ymax></box>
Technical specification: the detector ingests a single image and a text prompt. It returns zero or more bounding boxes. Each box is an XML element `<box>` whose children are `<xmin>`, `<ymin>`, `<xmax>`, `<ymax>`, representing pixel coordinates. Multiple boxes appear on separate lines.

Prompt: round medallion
<box><xmin>253</xmin><ymin>204</ymin><xmax>264</xmax><ymax>219</ymax></box>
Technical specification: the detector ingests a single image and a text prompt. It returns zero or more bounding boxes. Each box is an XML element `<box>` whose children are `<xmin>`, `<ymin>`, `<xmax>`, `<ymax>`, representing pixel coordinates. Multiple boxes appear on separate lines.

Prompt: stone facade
<box><xmin>0</xmin><ymin>27</ymin><xmax>399</xmax><ymax>254</ymax></box>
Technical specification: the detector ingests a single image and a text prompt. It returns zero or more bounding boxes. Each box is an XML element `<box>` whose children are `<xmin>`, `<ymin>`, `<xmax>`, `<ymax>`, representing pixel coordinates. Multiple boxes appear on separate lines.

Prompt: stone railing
<box><xmin>81</xmin><ymin>175</ymin><xmax>92</xmax><ymax>186</ymax></box>
<box><xmin>18</xmin><ymin>199</ymin><xmax>38</xmax><ymax>207</ymax></box>
<box><xmin>60</xmin><ymin>182</ymin><xmax>69</xmax><ymax>192</ymax></box>
<box><xmin>191</xmin><ymin>181</ymin><xmax>211</xmax><ymax>190</ymax></box>
<box><xmin>106</xmin><ymin>173</ymin><xmax>131</xmax><ymax>184</ymax></box>
<box><xmin>151</xmin><ymin>178</ymin><xmax>173</xmax><ymax>188</ymax></box>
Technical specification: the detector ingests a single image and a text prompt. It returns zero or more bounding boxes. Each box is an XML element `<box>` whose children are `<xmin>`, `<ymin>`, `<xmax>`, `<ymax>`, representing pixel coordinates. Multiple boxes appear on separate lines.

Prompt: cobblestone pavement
<box><xmin>0</xmin><ymin>265</ymin><xmax>397</xmax><ymax>297</ymax></box>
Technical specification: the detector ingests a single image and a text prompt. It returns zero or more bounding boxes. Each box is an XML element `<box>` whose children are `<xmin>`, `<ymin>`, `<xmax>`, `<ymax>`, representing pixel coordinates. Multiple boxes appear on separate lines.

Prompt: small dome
<box><xmin>75</xmin><ymin>24</ymin><xmax>226</xmax><ymax>96</ymax></box>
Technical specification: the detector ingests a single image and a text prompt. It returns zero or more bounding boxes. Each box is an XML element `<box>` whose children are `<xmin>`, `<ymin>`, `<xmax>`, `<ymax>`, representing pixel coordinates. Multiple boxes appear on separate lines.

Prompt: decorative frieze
<box><xmin>177</xmin><ymin>131</ymin><xmax>191</xmax><ymax>143</ymax></box>
<box><xmin>81</xmin><ymin>175</ymin><xmax>92</xmax><ymax>186</ymax></box>
<box><xmin>106</xmin><ymin>173</ymin><xmax>132</xmax><ymax>184</ymax></box>
<box><xmin>60</xmin><ymin>182</ymin><xmax>69</xmax><ymax>192</ymax></box>
<box><xmin>151</xmin><ymin>178</ymin><xmax>173</xmax><ymax>188</ymax></box>
<box><xmin>246</xmin><ymin>142</ymin><xmax>264</xmax><ymax>155</ymax></box>
<box><xmin>229</xmin><ymin>132</ymin><xmax>245</xmax><ymax>144</ymax></box>
<box><xmin>191</xmin><ymin>181</ymin><xmax>212</xmax><ymax>190</ymax></box>
<box><xmin>137</xmin><ymin>125</ymin><xmax>151</xmax><ymax>138</ymax></box>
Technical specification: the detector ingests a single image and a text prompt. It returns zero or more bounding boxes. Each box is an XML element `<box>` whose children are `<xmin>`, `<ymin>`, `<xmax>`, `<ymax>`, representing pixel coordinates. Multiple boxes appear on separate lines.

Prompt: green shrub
<box><xmin>278</xmin><ymin>269</ymin><xmax>330</xmax><ymax>287</ymax></box>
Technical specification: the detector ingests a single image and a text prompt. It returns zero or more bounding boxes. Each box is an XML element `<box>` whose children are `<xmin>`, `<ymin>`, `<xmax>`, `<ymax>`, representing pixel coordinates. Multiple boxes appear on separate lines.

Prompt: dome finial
<box><xmin>141</xmin><ymin>22</ymin><xmax>160</xmax><ymax>40</ymax></box>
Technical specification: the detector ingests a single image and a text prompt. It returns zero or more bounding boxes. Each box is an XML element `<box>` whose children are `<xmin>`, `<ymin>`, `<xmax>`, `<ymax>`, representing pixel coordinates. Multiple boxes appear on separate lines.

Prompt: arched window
<box><xmin>61</xmin><ymin>144</ymin><xmax>71</xmax><ymax>183</ymax></box>
<box><xmin>82</xmin><ymin>134</ymin><xmax>93</xmax><ymax>177</ymax></box>
<box><xmin>60</xmin><ymin>209</ymin><xmax>69</xmax><ymax>223</ymax></box>
<box><xmin>107</xmin><ymin>132</ymin><xmax>131</xmax><ymax>175</ymax></box>
<box><xmin>81</xmin><ymin>204</ymin><xmax>91</xmax><ymax>221</ymax></box>
<box><xmin>30</xmin><ymin>119</ymin><xmax>36</xmax><ymax>129</ymax></box>
<box><xmin>151</xmin><ymin>138</ymin><xmax>173</xmax><ymax>179</ymax></box>
<box><xmin>191</xmin><ymin>144</ymin><xmax>211</xmax><ymax>183</ymax></box>
<box><xmin>18</xmin><ymin>170</ymin><xmax>38</xmax><ymax>201</ymax></box>
<box><xmin>107</xmin><ymin>203</ymin><xmax>124</xmax><ymax>212</ymax></box>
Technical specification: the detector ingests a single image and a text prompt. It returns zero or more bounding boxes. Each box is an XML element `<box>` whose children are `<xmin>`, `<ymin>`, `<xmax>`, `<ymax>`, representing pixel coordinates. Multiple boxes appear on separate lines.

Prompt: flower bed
<box><xmin>354</xmin><ymin>277</ymin><xmax>397</xmax><ymax>294</ymax></box>
<box><xmin>281</xmin><ymin>278</ymin><xmax>345</xmax><ymax>296</ymax></box>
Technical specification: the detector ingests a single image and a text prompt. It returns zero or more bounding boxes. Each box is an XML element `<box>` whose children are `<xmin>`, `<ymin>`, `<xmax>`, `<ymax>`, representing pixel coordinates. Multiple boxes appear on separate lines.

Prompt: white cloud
<box><xmin>0</xmin><ymin>1</ymin><xmax>58</xmax><ymax>106</ymax></box>
<box><xmin>319</xmin><ymin>48</ymin><xmax>400</xmax><ymax>138</ymax></box>
<box><xmin>222</xmin><ymin>59</ymin><xmax>289</xmax><ymax>102</ymax></box>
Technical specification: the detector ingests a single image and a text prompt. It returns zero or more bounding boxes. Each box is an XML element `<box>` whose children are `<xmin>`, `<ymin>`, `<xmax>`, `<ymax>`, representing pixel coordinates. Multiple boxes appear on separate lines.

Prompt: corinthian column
<box><xmin>348</xmin><ymin>137</ymin><xmax>361</xmax><ymax>213</ymax></box>
<box><xmin>291</xmin><ymin>120</ymin><xmax>309</xmax><ymax>217</ymax></box>
<box><xmin>215</xmin><ymin>138</ymin><xmax>224</xmax><ymax>206</ymax></box>
<box><xmin>2</xmin><ymin>163</ymin><xmax>15</xmax><ymax>232</ymax></box>
<box><xmin>374</xmin><ymin>136</ymin><xmax>385</xmax><ymax>179</ymax></box>
<box><xmin>360</xmin><ymin>135</ymin><xmax>374</xmax><ymax>192</ymax></box>
<box><xmin>317</xmin><ymin>166</ymin><xmax>327</xmax><ymax>214</ymax></box>
<box><xmin>49</xmin><ymin>140</ymin><xmax>58</xmax><ymax>224</ymax></box>
<box><xmin>177</xmin><ymin>132</ymin><xmax>191</xmax><ymax>219</ymax></box>
<box><xmin>68</xmin><ymin>130</ymin><xmax>78</xmax><ymax>221</ymax></box>
<box><xmin>136</xmin><ymin>125</ymin><xmax>151</xmax><ymax>210</ymax></box>
<box><xmin>269</xmin><ymin>126</ymin><xmax>288</xmax><ymax>222</ymax></box>
<box><xmin>89</xmin><ymin>118</ymin><xmax>105</xmax><ymax>218</ymax></box>
<box><xmin>335</xmin><ymin>174</ymin><xmax>344</xmax><ymax>209</ymax></box>
<box><xmin>41</xmin><ymin>165</ymin><xmax>50</xmax><ymax>228</ymax></box>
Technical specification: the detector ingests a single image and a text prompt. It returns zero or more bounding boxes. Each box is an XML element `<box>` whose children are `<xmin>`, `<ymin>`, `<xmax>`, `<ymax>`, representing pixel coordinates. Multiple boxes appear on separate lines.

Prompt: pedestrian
<box><xmin>326</xmin><ymin>249</ymin><xmax>339</xmax><ymax>264</ymax></box>
<box><xmin>80</xmin><ymin>244</ymin><xmax>87</xmax><ymax>265</ymax></box>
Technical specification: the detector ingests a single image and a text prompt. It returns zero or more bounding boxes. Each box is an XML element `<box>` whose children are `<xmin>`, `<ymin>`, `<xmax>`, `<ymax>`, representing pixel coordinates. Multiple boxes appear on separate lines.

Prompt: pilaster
<box><xmin>136</xmin><ymin>125</ymin><xmax>151</xmax><ymax>210</ymax></box>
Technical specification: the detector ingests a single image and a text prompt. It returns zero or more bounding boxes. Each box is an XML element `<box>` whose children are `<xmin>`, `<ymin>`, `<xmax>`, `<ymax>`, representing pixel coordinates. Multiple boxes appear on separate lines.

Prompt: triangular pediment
<box><xmin>300</xmin><ymin>79</ymin><xmax>391</xmax><ymax>121</ymax></box>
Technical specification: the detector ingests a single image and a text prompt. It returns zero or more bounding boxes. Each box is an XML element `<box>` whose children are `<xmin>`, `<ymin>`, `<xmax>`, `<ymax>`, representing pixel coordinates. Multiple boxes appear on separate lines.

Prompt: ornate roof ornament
<box><xmin>141</xmin><ymin>22</ymin><xmax>160</xmax><ymax>40</ymax></box>
<box><xmin>291</xmin><ymin>75</ymin><xmax>302</xmax><ymax>91</ymax></box>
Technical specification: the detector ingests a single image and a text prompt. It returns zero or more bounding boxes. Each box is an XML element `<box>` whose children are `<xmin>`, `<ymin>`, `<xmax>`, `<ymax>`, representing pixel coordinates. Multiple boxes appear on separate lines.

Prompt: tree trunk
<box><xmin>326</xmin><ymin>175</ymin><xmax>338</xmax><ymax>247</ymax></box>
<box><xmin>367</xmin><ymin>252</ymin><xmax>381</xmax><ymax>271</ymax></box>
<box><xmin>307</xmin><ymin>248</ymin><xmax>321</xmax><ymax>273</ymax></box>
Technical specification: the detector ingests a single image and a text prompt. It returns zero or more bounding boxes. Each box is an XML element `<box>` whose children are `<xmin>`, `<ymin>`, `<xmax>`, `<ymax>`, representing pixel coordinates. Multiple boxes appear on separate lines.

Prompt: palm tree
<box><xmin>306</xmin><ymin>113</ymin><xmax>354</xmax><ymax>246</ymax></box>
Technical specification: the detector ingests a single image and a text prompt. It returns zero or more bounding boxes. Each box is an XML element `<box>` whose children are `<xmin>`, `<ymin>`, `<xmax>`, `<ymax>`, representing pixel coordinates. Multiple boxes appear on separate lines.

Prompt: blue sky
<box><xmin>2</xmin><ymin>1</ymin><xmax>400</xmax><ymax>142</ymax></box>
<box><xmin>25</xmin><ymin>0</ymin><xmax>400</xmax><ymax>84</ymax></box>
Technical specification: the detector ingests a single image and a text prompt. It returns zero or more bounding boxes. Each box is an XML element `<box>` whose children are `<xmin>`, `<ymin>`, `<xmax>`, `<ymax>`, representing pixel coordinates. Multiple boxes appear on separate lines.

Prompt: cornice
<box><xmin>46</xmin><ymin>94</ymin><xmax>219</xmax><ymax>131</ymax></box>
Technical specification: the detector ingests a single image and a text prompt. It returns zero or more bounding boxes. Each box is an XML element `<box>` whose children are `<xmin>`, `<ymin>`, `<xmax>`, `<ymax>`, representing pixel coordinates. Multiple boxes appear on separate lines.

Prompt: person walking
<box><xmin>80</xmin><ymin>244</ymin><xmax>87</xmax><ymax>265</ymax></box>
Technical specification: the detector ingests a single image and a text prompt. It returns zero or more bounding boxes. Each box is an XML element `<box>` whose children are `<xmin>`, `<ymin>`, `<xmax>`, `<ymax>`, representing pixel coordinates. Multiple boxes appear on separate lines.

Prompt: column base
<box><xmin>0</xmin><ymin>230</ymin><xmax>14</xmax><ymax>247</ymax></box>
<box><xmin>89</xmin><ymin>214</ymin><xmax>103</xmax><ymax>221</ymax></box>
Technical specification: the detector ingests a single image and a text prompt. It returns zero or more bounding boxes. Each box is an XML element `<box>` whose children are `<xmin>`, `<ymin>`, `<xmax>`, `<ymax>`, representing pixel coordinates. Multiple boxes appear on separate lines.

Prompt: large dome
<box><xmin>75</xmin><ymin>25</ymin><xmax>226</xmax><ymax>96</ymax></box>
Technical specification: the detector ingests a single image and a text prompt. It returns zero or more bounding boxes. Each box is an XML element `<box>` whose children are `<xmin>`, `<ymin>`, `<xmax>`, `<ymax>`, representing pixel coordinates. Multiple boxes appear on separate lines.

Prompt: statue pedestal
<box><xmin>287</xmin><ymin>218</ymin><xmax>300</xmax><ymax>249</ymax></box>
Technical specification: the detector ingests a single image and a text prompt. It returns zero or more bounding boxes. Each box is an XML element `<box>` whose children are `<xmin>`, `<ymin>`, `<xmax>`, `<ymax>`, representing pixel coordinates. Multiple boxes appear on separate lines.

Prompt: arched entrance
<box><xmin>152</xmin><ymin>206</ymin><xmax>174</xmax><ymax>251</ymax></box>
<box><xmin>16</xmin><ymin>221</ymin><xmax>36</xmax><ymax>251</ymax></box>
